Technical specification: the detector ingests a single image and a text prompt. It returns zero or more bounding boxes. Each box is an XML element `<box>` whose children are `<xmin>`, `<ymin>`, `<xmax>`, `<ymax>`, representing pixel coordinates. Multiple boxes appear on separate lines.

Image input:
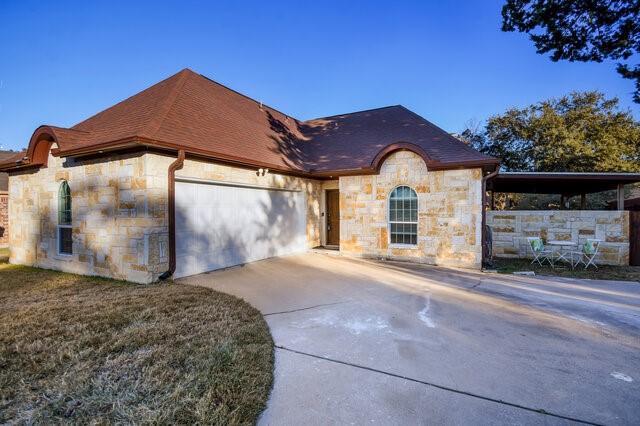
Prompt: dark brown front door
<box><xmin>631</xmin><ymin>211</ymin><xmax>640</xmax><ymax>266</ymax></box>
<box><xmin>326</xmin><ymin>190</ymin><xmax>340</xmax><ymax>246</ymax></box>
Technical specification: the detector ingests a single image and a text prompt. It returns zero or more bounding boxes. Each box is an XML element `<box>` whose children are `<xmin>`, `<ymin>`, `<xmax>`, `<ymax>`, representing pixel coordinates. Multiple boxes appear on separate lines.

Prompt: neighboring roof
<box><xmin>487</xmin><ymin>172</ymin><xmax>640</xmax><ymax>195</ymax></box>
<box><xmin>0</xmin><ymin>150</ymin><xmax>22</xmax><ymax>191</ymax></box>
<box><xmin>0</xmin><ymin>69</ymin><xmax>498</xmax><ymax>175</ymax></box>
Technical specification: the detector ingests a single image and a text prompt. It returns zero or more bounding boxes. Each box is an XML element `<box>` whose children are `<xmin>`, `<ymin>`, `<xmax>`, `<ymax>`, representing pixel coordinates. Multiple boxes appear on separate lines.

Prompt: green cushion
<box><xmin>530</xmin><ymin>238</ymin><xmax>543</xmax><ymax>252</ymax></box>
<box><xmin>583</xmin><ymin>240</ymin><xmax>597</xmax><ymax>255</ymax></box>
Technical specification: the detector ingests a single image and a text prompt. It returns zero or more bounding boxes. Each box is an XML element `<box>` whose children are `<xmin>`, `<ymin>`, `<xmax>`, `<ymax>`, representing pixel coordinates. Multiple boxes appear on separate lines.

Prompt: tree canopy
<box><xmin>502</xmin><ymin>0</ymin><xmax>640</xmax><ymax>102</ymax></box>
<box><xmin>462</xmin><ymin>91</ymin><xmax>640</xmax><ymax>172</ymax></box>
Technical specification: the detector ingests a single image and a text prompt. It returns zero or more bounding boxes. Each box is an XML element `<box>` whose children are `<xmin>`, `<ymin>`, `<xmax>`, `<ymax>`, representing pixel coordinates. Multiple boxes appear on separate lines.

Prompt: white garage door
<box><xmin>174</xmin><ymin>180</ymin><xmax>307</xmax><ymax>278</ymax></box>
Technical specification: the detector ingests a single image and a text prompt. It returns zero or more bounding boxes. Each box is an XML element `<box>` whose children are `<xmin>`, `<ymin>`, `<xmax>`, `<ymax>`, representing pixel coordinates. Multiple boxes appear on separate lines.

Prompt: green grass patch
<box><xmin>491</xmin><ymin>258</ymin><xmax>640</xmax><ymax>282</ymax></box>
<box><xmin>0</xmin><ymin>247</ymin><xmax>8</xmax><ymax>263</ymax></box>
<box><xmin>0</xmin><ymin>264</ymin><xmax>274</xmax><ymax>424</ymax></box>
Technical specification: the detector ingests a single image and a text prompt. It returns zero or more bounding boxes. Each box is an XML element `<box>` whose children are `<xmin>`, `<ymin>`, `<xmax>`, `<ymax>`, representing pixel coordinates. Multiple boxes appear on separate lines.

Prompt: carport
<box><xmin>485</xmin><ymin>172</ymin><xmax>640</xmax><ymax>266</ymax></box>
<box><xmin>486</xmin><ymin>172</ymin><xmax>640</xmax><ymax>210</ymax></box>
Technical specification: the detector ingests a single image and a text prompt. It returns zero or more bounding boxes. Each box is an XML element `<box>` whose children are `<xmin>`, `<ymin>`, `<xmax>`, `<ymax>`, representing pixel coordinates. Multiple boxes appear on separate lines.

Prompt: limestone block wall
<box><xmin>487</xmin><ymin>210</ymin><xmax>629</xmax><ymax>265</ymax></box>
<box><xmin>339</xmin><ymin>151</ymin><xmax>483</xmax><ymax>269</ymax></box>
<box><xmin>8</xmin><ymin>150</ymin><xmax>165</xmax><ymax>283</ymax></box>
<box><xmin>8</xmin><ymin>150</ymin><xmax>322</xmax><ymax>283</ymax></box>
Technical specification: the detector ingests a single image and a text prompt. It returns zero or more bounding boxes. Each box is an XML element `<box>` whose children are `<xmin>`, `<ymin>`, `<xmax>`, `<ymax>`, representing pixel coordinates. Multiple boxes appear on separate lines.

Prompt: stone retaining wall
<box><xmin>487</xmin><ymin>210</ymin><xmax>630</xmax><ymax>265</ymax></box>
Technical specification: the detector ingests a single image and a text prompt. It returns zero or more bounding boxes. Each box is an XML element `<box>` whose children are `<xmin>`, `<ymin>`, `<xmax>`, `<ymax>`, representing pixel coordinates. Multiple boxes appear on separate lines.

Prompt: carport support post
<box><xmin>580</xmin><ymin>193</ymin><xmax>586</xmax><ymax>210</ymax></box>
<box><xmin>617</xmin><ymin>184</ymin><xmax>625</xmax><ymax>211</ymax></box>
<box><xmin>481</xmin><ymin>168</ymin><xmax>499</xmax><ymax>266</ymax></box>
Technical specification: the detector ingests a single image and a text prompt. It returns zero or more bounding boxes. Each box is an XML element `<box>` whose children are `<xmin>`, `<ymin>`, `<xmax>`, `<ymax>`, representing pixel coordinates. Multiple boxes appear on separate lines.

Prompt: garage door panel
<box><xmin>174</xmin><ymin>181</ymin><xmax>307</xmax><ymax>278</ymax></box>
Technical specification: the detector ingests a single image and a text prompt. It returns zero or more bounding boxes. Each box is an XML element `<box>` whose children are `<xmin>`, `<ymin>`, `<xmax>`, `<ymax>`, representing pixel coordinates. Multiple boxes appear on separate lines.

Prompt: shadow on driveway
<box><xmin>180</xmin><ymin>253</ymin><xmax>640</xmax><ymax>425</ymax></box>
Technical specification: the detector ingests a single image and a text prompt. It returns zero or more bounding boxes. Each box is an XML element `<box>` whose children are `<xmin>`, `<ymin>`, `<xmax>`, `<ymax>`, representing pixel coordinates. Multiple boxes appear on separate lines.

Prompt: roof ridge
<box><xmin>305</xmin><ymin>105</ymin><xmax>402</xmax><ymax>121</ymax></box>
<box><xmin>141</xmin><ymin>68</ymin><xmax>192</xmax><ymax>139</ymax></box>
<box><xmin>398</xmin><ymin>106</ymin><xmax>495</xmax><ymax>159</ymax></box>
<box><xmin>197</xmin><ymin>72</ymin><xmax>300</xmax><ymax>122</ymax></box>
<box><xmin>46</xmin><ymin>126</ymin><xmax>91</xmax><ymax>134</ymax></box>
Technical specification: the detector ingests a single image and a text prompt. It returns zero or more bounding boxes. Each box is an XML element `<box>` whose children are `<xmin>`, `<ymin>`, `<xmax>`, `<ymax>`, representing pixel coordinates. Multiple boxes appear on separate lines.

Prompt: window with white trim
<box><xmin>58</xmin><ymin>181</ymin><xmax>72</xmax><ymax>255</ymax></box>
<box><xmin>389</xmin><ymin>186</ymin><xmax>418</xmax><ymax>245</ymax></box>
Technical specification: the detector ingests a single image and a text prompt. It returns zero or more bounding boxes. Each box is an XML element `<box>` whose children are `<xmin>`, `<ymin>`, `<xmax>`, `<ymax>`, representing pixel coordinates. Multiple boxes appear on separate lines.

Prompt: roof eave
<box><xmin>310</xmin><ymin>158</ymin><xmax>500</xmax><ymax>178</ymax></box>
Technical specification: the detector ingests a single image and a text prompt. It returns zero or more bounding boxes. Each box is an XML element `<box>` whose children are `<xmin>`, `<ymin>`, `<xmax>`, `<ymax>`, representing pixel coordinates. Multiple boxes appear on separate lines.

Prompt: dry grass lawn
<box><xmin>0</xmin><ymin>263</ymin><xmax>274</xmax><ymax>424</ymax></box>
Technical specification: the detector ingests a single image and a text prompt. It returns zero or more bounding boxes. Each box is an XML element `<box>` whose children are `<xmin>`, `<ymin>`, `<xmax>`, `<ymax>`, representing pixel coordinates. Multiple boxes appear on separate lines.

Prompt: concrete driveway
<box><xmin>179</xmin><ymin>252</ymin><xmax>640</xmax><ymax>425</ymax></box>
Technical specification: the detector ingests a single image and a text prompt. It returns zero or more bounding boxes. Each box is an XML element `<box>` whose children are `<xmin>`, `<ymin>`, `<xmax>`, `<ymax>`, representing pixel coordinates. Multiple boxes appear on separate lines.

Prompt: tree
<box><xmin>462</xmin><ymin>91</ymin><xmax>640</xmax><ymax>172</ymax></box>
<box><xmin>502</xmin><ymin>0</ymin><xmax>640</xmax><ymax>102</ymax></box>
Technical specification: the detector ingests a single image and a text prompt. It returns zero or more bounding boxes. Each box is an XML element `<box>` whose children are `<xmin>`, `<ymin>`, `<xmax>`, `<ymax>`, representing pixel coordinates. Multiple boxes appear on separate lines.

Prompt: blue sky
<box><xmin>1</xmin><ymin>0</ymin><xmax>638</xmax><ymax>151</ymax></box>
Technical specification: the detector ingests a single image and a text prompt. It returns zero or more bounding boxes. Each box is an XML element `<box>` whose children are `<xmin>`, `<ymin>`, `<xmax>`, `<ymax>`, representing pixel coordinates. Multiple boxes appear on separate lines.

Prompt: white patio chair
<box><xmin>571</xmin><ymin>239</ymin><xmax>601</xmax><ymax>270</ymax></box>
<box><xmin>527</xmin><ymin>237</ymin><xmax>553</xmax><ymax>266</ymax></box>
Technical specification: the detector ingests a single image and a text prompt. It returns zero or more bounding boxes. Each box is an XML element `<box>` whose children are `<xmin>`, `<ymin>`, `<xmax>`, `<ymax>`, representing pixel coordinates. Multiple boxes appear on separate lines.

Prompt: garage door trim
<box><xmin>176</xmin><ymin>176</ymin><xmax>303</xmax><ymax>193</ymax></box>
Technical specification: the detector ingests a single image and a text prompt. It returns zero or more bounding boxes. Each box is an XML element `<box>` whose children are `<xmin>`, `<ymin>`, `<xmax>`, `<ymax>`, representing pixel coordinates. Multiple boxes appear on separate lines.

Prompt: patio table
<box><xmin>546</xmin><ymin>240</ymin><xmax>578</xmax><ymax>267</ymax></box>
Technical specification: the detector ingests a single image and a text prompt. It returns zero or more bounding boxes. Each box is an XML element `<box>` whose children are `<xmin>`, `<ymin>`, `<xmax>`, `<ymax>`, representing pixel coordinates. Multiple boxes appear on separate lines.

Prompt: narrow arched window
<box><xmin>58</xmin><ymin>181</ymin><xmax>72</xmax><ymax>255</ymax></box>
<box><xmin>389</xmin><ymin>186</ymin><xmax>418</xmax><ymax>245</ymax></box>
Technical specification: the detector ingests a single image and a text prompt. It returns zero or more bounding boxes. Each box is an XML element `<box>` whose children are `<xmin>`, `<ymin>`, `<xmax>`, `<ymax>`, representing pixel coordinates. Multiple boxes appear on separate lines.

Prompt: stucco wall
<box><xmin>339</xmin><ymin>151</ymin><xmax>483</xmax><ymax>269</ymax></box>
<box><xmin>8</xmin><ymin>151</ymin><xmax>322</xmax><ymax>283</ymax></box>
<box><xmin>487</xmin><ymin>210</ymin><xmax>629</xmax><ymax>265</ymax></box>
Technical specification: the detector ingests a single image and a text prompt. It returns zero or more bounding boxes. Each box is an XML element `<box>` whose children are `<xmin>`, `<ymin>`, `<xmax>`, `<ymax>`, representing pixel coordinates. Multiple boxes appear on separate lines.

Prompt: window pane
<box><xmin>59</xmin><ymin>182</ymin><xmax>72</xmax><ymax>225</ymax></box>
<box><xmin>388</xmin><ymin>186</ymin><xmax>418</xmax><ymax>245</ymax></box>
<box><xmin>59</xmin><ymin>227</ymin><xmax>72</xmax><ymax>254</ymax></box>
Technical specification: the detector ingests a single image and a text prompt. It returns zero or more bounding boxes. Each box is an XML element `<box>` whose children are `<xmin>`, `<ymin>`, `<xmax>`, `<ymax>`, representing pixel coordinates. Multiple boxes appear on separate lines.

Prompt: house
<box><xmin>0</xmin><ymin>150</ymin><xmax>17</xmax><ymax>247</ymax></box>
<box><xmin>0</xmin><ymin>69</ymin><xmax>499</xmax><ymax>283</ymax></box>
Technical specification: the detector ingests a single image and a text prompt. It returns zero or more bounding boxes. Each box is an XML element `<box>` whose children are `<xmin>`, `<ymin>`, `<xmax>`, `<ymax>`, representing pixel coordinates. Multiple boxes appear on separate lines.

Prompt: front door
<box><xmin>631</xmin><ymin>211</ymin><xmax>640</xmax><ymax>266</ymax></box>
<box><xmin>326</xmin><ymin>190</ymin><xmax>340</xmax><ymax>246</ymax></box>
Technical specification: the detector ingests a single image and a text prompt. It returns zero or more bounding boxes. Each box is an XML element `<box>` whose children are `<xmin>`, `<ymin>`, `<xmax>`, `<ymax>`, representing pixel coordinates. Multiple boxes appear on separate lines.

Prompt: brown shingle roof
<box><xmin>299</xmin><ymin>106</ymin><xmax>496</xmax><ymax>173</ymax></box>
<box><xmin>0</xmin><ymin>150</ymin><xmax>23</xmax><ymax>190</ymax></box>
<box><xmin>1</xmin><ymin>69</ymin><xmax>498</xmax><ymax>174</ymax></box>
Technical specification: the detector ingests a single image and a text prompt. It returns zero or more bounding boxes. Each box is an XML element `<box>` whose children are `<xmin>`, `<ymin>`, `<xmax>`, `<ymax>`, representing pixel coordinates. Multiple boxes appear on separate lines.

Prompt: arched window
<box><xmin>389</xmin><ymin>186</ymin><xmax>418</xmax><ymax>245</ymax></box>
<box><xmin>58</xmin><ymin>181</ymin><xmax>72</xmax><ymax>255</ymax></box>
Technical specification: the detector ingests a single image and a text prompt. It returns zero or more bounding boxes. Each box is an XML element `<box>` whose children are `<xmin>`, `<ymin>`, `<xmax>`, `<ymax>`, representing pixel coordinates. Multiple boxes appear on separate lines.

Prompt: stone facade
<box><xmin>8</xmin><ymin>150</ymin><xmax>166</xmax><ymax>283</ymax></box>
<box><xmin>0</xmin><ymin>191</ymin><xmax>8</xmax><ymax>247</ymax></box>
<box><xmin>487</xmin><ymin>210</ymin><xmax>630</xmax><ymax>265</ymax></box>
<box><xmin>8</xmin><ymin>148</ymin><xmax>484</xmax><ymax>282</ymax></box>
<box><xmin>339</xmin><ymin>151</ymin><xmax>483</xmax><ymax>269</ymax></box>
<box><xmin>8</xmin><ymin>150</ymin><xmax>321</xmax><ymax>283</ymax></box>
